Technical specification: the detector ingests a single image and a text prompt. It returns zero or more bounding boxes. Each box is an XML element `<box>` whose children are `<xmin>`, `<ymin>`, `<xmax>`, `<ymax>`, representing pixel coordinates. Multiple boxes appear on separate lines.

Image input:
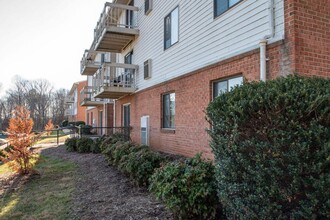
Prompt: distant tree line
<box><xmin>0</xmin><ymin>76</ymin><xmax>68</xmax><ymax>131</ymax></box>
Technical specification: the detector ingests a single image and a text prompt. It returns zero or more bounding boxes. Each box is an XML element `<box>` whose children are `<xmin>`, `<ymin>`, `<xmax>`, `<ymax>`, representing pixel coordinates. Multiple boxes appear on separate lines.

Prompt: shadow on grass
<box><xmin>0</xmin><ymin>146</ymin><xmax>77</xmax><ymax>220</ymax></box>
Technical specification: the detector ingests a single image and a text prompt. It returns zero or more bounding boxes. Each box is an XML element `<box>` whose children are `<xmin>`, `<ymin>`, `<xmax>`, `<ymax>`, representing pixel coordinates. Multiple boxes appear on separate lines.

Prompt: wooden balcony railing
<box><xmin>80</xmin><ymin>86</ymin><xmax>106</xmax><ymax>106</ymax></box>
<box><xmin>92</xmin><ymin>3</ymin><xmax>139</xmax><ymax>53</ymax></box>
<box><xmin>80</xmin><ymin>50</ymin><xmax>102</xmax><ymax>76</ymax></box>
<box><xmin>93</xmin><ymin>62</ymin><xmax>138</xmax><ymax>99</ymax></box>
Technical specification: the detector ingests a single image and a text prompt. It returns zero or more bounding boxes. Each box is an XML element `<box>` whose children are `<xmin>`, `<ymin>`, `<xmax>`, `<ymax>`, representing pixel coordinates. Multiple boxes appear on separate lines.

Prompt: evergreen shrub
<box><xmin>91</xmin><ymin>136</ymin><xmax>105</xmax><ymax>153</ymax></box>
<box><xmin>149</xmin><ymin>154</ymin><xmax>218</xmax><ymax>219</ymax></box>
<box><xmin>100</xmin><ymin>133</ymin><xmax>128</xmax><ymax>152</ymax></box>
<box><xmin>76</xmin><ymin>137</ymin><xmax>93</xmax><ymax>153</ymax></box>
<box><xmin>65</xmin><ymin>137</ymin><xmax>78</xmax><ymax>152</ymax></box>
<box><xmin>119</xmin><ymin>146</ymin><xmax>164</xmax><ymax>186</ymax></box>
<box><xmin>206</xmin><ymin>75</ymin><xmax>330</xmax><ymax>219</ymax></box>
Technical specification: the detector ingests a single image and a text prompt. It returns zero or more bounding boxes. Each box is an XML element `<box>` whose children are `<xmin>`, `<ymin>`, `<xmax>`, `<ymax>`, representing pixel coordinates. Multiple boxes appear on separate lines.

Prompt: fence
<box><xmin>77</xmin><ymin>126</ymin><xmax>130</xmax><ymax>141</ymax></box>
<box><xmin>0</xmin><ymin>126</ymin><xmax>131</xmax><ymax>149</ymax></box>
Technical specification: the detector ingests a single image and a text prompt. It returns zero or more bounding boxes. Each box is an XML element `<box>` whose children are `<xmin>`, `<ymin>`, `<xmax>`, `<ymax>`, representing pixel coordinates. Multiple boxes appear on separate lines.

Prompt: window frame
<box><xmin>122</xmin><ymin>103</ymin><xmax>131</xmax><ymax>128</ymax></box>
<box><xmin>214</xmin><ymin>0</ymin><xmax>243</xmax><ymax>18</ymax></box>
<box><xmin>162</xmin><ymin>92</ymin><xmax>175</xmax><ymax>129</ymax></box>
<box><xmin>212</xmin><ymin>75</ymin><xmax>243</xmax><ymax>100</ymax></box>
<box><xmin>164</xmin><ymin>6</ymin><xmax>179</xmax><ymax>50</ymax></box>
<box><xmin>144</xmin><ymin>0</ymin><xmax>152</xmax><ymax>15</ymax></box>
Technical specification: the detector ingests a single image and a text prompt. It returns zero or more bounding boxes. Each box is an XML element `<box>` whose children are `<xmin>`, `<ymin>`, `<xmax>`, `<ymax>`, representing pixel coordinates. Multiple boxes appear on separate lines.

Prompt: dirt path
<box><xmin>40</xmin><ymin>144</ymin><xmax>174</xmax><ymax>220</ymax></box>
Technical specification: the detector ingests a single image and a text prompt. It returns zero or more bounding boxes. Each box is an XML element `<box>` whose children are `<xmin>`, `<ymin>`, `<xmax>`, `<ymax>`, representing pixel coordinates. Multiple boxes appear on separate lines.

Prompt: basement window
<box><xmin>213</xmin><ymin>75</ymin><xmax>243</xmax><ymax>99</ymax></box>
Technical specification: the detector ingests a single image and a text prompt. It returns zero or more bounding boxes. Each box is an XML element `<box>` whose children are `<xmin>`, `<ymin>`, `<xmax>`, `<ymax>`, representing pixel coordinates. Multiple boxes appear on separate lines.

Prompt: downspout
<box><xmin>113</xmin><ymin>100</ymin><xmax>116</xmax><ymax>127</ymax></box>
<box><xmin>260</xmin><ymin>0</ymin><xmax>275</xmax><ymax>82</ymax></box>
<box><xmin>103</xmin><ymin>101</ymin><xmax>106</xmax><ymax>135</ymax></box>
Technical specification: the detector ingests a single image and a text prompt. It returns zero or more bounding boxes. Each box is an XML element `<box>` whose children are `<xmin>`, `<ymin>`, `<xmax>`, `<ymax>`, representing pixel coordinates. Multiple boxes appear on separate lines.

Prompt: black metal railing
<box><xmin>77</xmin><ymin>126</ymin><xmax>130</xmax><ymax>141</ymax></box>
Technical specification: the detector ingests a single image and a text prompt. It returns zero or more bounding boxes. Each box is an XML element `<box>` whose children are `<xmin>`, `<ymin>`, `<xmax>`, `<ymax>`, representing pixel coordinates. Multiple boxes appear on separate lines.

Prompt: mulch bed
<box><xmin>39</xmin><ymin>144</ymin><xmax>174</xmax><ymax>220</ymax></box>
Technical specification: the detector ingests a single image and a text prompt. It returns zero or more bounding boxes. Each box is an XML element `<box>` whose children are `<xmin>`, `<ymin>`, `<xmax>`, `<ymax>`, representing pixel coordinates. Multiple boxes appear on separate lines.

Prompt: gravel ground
<box><xmin>38</xmin><ymin>144</ymin><xmax>174</xmax><ymax>220</ymax></box>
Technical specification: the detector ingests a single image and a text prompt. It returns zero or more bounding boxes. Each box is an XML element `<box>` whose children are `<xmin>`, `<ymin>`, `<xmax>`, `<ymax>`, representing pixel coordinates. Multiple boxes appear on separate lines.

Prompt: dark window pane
<box><xmin>213</xmin><ymin>81</ymin><xmax>228</xmax><ymax>98</ymax></box>
<box><xmin>145</xmin><ymin>0</ymin><xmax>149</xmax><ymax>14</ymax></box>
<box><xmin>123</xmin><ymin>105</ymin><xmax>130</xmax><ymax>127</ymax></box>
<box><xmin>214</xmin><ymin>0</ymin><xmax>228</xmax><ymax>17</ymax></box>
<box><xmin>164</xmin><ymin>15</ymin><xmax>171</xmax><ymax>49</ymax></box>
<box><xmin>163</xmin><ymin>93</ymin><xmax>175</xmax><ymax>128</ymax></box>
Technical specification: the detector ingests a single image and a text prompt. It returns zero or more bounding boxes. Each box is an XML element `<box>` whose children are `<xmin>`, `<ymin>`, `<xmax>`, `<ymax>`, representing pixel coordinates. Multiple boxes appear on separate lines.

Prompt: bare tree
<box><xmin>50</xmin><ymin>88</ymin><xmax>68</xmax><ymax>126</ymax></box>
<box><xmin>0</xmin><ymin>76</ymin><xmax>66</xmax><ymax>131</ymax></box>
<box><xmin>26</xmin><ymin>79</ymin><xmax>53</xmax><ymax>130</ymax></box>
<box><xmin>6</xmin><ymin>75</ymin><xmax>29</xmax><ymax>107</ymax></box>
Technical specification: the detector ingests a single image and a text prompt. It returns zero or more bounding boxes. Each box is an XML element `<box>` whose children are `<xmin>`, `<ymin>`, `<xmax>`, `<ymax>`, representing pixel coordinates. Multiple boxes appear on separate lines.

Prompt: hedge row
<box><xmin>207</xmin><ymin>75</ymin><xmax>330</xmax><ymax>219</ymax></box>
<box><xmin>64</xmin><ymin>136</ymin><xmax>104</xmax><ymax>153</ymax></box>
<box><xmin>64</xmin><ymin>133</ymin><xmax>219</xmax><ymax>219</ymax></box>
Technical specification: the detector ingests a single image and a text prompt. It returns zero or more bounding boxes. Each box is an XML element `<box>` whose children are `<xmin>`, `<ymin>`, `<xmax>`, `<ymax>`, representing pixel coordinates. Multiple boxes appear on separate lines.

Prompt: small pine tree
<box><xmin>44</xmin><ymin>119</ymin><xmax>54</xmax><ymax>136</ymax></box>
<box><xmin>1</xmin><ymin>106</ymin><xmax>35</xmax><ymax>174</ymax></box>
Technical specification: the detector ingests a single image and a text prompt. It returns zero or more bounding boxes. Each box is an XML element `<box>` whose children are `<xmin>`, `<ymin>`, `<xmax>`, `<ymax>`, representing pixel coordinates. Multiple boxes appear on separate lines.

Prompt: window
<box><xmin>144</xmin><ymin>59</ymin><xmax>152</xmax><ymax>79</ymax></box>
<box><xmin>124</xmin><ymin>51</ymin><xmax>133</xmax><ymax>84</ymax></box>
<box><xmin>164</xmin><ymin>7</ymin><xmax>179</xmax><ymax>50</ymax></box>
<box><xmin>90</xmin><ymin>112</ymin><xmax>93</xmax><ymax>125</ymax></box>
<box><xmin>101</xmin><ymin>53</ymin><xmax>105</xmax><ymax>64</ymax></box>
<box><xmin>162</xmin><ymin>93</ymin><xmax>175</xmax><ymax>128</ymax></box>
<box><xmin>214</xmin><ymin>0</ymin><xmax>242</xmax><ymax>17</ymax></box>
<box><xmin>213</xmin><ymin>76</ymin><xmax>243</xmax><ymax>99</ymax></box>
<box><xmin>145</xmin><ymin>0</ymin><xmax>152</xmax><ymax>15</ymax></box>
<box><xmin>126</xmin><ymin>0</ymin><xmax>134</xmax><ymax>28</ymax></box>
<box><xmin>123</xmin><ymin>104</ymin><xmax>130</xmax><ymax>127</ymax></box>
<box><xmin>125</xmin><ymin>51</ymin><xmax>133</xmax><ymax>64</ymax></box>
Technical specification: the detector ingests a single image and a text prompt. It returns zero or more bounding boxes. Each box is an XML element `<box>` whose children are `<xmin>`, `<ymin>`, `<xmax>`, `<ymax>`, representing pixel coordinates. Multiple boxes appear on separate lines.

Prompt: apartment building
<box><xmin>80</xmin><ymin>0</ymin><xmax>329</xmax><ymax>158</ymax></box>
<box><xmin>64</xmin><ymin>81</ymin><xmax>87</xmax><ymax>122</ymax></box>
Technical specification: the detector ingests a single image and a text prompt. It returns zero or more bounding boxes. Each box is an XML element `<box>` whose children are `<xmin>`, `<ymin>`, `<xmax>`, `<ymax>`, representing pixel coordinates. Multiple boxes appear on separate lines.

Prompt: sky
<box><xmin>0</xmin><ymin>0</ymin><xmax>109</xmax><ymax>97</ymax></box>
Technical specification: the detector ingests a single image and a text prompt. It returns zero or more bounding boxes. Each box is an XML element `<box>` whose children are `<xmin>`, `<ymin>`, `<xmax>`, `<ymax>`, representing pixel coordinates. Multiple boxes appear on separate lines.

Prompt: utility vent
<box><xmin>144</xmin><ymin>59</ymin><xmax>152</xmax><ymax>79</ymax></box>
<box><xmin>140</xmin><ymin>116</ymin><xmax>149</xmax><ymax>146</ymax></box>
<box><xmin>144</xmin><ymin>0</ymin><xmax>152</xmax><ymax>15</ymax></box>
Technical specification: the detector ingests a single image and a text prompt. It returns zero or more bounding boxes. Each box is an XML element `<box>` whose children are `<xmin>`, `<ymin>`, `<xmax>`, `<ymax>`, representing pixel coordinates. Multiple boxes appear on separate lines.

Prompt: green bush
<box><xmin>65</xmin><ymin>137</ymin><xmax>78</xmax><ymax>152</ymax></box>
<box><xmin>76</xmin><ymin>137</ymin><xmax>93</xmax><ymax>153</ymax></box>
<box><xmin>90</xmin><ymin>136</ymin><xmax>105</xmax><ymax>154</ymax></box>
<box><xmin>61</xmin><ymin>120</ymin><xmax>68</xmax><ymax>127</ymax></box>
<box><xmin>100</xmin><ymin>133</ymin><xmax>128</xmax><ymax>152</ymax></box>
<box><xmin>149</xmin><ymin>154</ymin><xmax>218</xmax><ymax>219</ymax></box>
<box><xmin>206</xmin><ymin>75</ymin><xmax>330</xmax><ymax>219</ymax></box>
<box><xmin>119</xmin><ymin>146</ymin><xmax>164</xmax><ymax>186</ymax></box>
<box><xmin>112</xmin><ymin>141</ymin><xmax>136</xmax><ymax>166</ymax></box>
<box><xmin>67</xmin><ymin>121</ymin><xmax>85</xmax><ymax>127</ymax></box>
<box><xmin>80</xmin><ymin>125</ymin><xmax>93</xmax><ymax>135</ymax></box>
<box><xmin>102</xmin><ymin>141</ymin><xmax>127</xmax><ymax>165</ymax></box>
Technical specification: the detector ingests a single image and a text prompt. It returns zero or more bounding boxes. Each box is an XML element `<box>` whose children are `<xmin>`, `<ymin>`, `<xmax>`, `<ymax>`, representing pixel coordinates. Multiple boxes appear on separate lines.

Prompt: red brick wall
<box><xmin>284</xmin><ymin>0</ymin><xmax>330</xmax><ymax>77</ymax></box>
<box><xmin>115</xmin><ymin>44</ymin><xmax>284</xmax><ymax>159</ymax></box>
<box><xmin>76</xmin><ymin>81</ymin><xmax>87</xmax><ymax>122</ymax></box>
<box><xmin>86</xmin><ymin>103</ymin><xmax>114</xmax><ymax>127</ymax></box>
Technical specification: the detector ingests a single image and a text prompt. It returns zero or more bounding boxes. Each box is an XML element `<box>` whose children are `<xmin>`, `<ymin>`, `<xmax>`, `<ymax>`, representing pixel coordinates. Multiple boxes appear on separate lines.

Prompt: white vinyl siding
<box><xmin>120</xmin><ymin>0</ymin><xmax>284</xmax><ymax>92</ymax></box>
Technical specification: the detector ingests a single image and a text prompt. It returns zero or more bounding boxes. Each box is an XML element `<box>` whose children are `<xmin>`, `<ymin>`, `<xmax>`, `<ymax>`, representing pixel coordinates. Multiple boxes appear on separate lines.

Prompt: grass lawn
<box><xmin>35</xmin><ymin>134</ymin><xmax>70</xmax><ymax>145</ymax></box>
<box><xmin>0</xmin><ymin>155</ymin><xmax>77</xmax><ymax>220</ymax></box>
<box><xmin>0</xmin><ymin>163</ymin><xmax>12</xmax><ymax>174</ymax></box>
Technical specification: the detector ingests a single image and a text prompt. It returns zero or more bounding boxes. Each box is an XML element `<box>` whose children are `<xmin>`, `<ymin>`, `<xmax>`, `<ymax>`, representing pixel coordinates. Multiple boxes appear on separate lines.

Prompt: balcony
<box><xmin>64</xmin><ymin>96</ymin><xmax>75</xmax><ymax>104</ymax></box>
<box><xmin>80</xmin><ymin>50</ymin><xmax>101</xmax><ymax>76</ymax></box>
<box><xmin>93</xmin><ymin>63</ymin><xmax>138</xmax><ymax>99</ymax></box>
<box><xmin>80</xmin><ymin>86</ymin><xmax>105</xmax><ymax>106</ymax></box>
<box><xmin>93</xmin><ymin>3</ymin><xmax>139</xmax><ymax>53</ymax></box>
